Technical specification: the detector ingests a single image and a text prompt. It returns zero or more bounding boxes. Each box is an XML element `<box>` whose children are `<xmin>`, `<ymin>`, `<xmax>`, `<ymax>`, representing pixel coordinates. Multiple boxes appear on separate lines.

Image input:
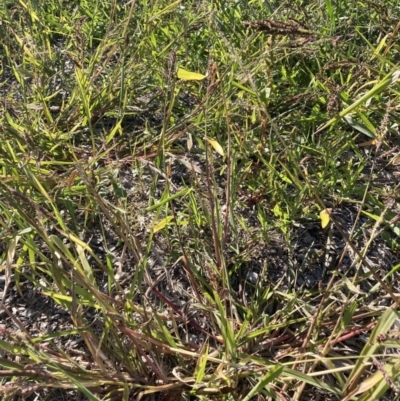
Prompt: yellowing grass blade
<box><xmin>339</xmin><ymin>273</ymin><xmax>364</xmax><ymax>294</ymax></box>
<box><xmin>353</xmin><ymin>358</ymin><xmax>400</xmax><ymax>400</ymax></box>
<box><xmin>195</xmin><ymin>343</ymin><xmax>209</xmax><ymax>384</ymax></box>
<box><xmin>106</xmin><ymin>119</ymin><xmax>122</xmax><ymax>144</ymax></box>
<box><xmin>0</xmin><ymin>236</ymin><xmax>20</xmax><ymax>310</ymax></box>
<box><xmin>149</xmin><ymin>0</ymin><xmax>182</xmax><ymax>20</ymax></box>
<box><xmin>344</xmin><ymin>308</ymin><xmax>398</xmax><ymax>395</ymax></box>
<box><xmin>18</xmin><ymin>0</ymin><xmax>40</xmax><ymax>22</ymax></box>
<box><xmin>177</xmin><ymin>68</ymin><xmax>206</xmax><ymax>81</ymax></box>
<box><xmin>371</xmin><ymin>34</ymin><xmax>388</xmax><ymax>60</ymax></box>
<box><xmin>152</xmin><ymin>216</ymin><xmax>174</xmax><ymax>233</ymax></box>
<box><xmin>359</xmin><ymin>139</ymin><xmax>379</xmax><ymax>147</ymax></box>
<box><xmin>231</xmin><ymin>80</ymin><xmax>257</xmax><ymax>96</ymax></box>
<box><xmin>205</xmin><ymin>137</ymin><xmax>224</xmax><ymax>156</ymax></box>
<box><xmin>76</xmin><ymin>244</ymin><xmax>96</xmax><ymax>286</ymax></box>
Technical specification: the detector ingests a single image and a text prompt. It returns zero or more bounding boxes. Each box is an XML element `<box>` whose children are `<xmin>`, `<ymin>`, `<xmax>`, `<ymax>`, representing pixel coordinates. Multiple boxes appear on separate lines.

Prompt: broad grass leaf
<box><xmin>106</xmin><ymin>119</ymin><xmax>122</xmax><ymax>143</ymax></box>
<box><xmin>343</xmin><ymin>115</ymin><xmax>376</xmax><ymax>138</ymax></box>
<box><xmin>282</xmin><ymin>367</ymin><xmax>341</xmax><ymax>395</ymax></box>
<box><xmin>316</xmin><ymin>69</ymin><xmax>399</xmax><ymax>133</ymax></box>
<box><xmin>194</xmin><ymin>343</ymin><xmax>209</xmax><ymax>384</ymax></box>
<box><xmin>60</xmin><ymin>370</ymin><xmax>102</xmax><ymax>401</ymax></box>
<box><xmin>371</xmin><ymin>35</ymin><xmax>388</xmax><ymax>60</ymax></box>
<box><xmin>354</xmin><ymin>358</ymin><xmax>400</xmax><ymax>400</ymax></box>
<box><xmin>152</xmin><ymin>216</ymin><xmax>174</xmax><ymax>233</ymax></box>
<box><xmin>76</xmin><ymin>244</ymin><xmax>96</xmax><ymax>285</ymax></box>
<box><xmin>338</xmin><ymin>273</ymin><xmax>364</xmax><ymax>294</ymax></box>
<box><xmin>344</xmin><ymin>308</ymin><xmax>399</xmax><ymax>396</ymax></box>
<box><xmin>324</xmin><ymin>0</ymin><xmax>335</xmax><ymax>27</ymax></box>
<box><xmin>231</xmin><ymin>80</ymin><xmax>257</xmax><ymax>96</ymax></box>
<box><xmin>177</xmin><ymin>68</ymin><xmax>206</xmax><ymax>81</ymax></box>
<box><xmin>205</xmin><ymin>137</ymin><xmax>224</xmax><ymax>156</ymax></box>
<box><xmin>145</xmin><ymin>187</ymin><xmax>193</xmax><ymax>212</ymax></box>
<box><xmin>242</xmin><ymin>364</ymin><xmax>284</xmax><ymax>401</ymax></box>
<box><xmin>213</xmin><ymin>290</ymin><xmax>235</xmax><ymax>356</ymax></box>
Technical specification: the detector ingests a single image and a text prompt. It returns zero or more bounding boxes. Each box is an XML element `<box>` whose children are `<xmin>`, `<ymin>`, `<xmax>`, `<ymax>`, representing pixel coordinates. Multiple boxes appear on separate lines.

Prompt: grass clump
<box><xmin>1</xmin><ymin>0</ymin><xmax>400</xmax><ymax>400</ymax></box>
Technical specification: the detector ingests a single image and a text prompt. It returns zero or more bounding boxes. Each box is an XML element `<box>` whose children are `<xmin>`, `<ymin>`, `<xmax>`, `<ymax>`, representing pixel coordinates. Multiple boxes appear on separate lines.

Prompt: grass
<box><xmin>0</xmin><ymin>0</ymin><xmax>400</xmax><ymax>399</ymax></box>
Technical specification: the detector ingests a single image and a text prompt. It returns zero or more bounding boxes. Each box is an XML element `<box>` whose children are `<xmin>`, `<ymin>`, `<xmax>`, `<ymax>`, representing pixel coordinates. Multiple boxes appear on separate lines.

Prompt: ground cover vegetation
<box><xmin>1</xmin><ymin>0</ymin><xmax>400</xmax><ymax>399</ymax></box>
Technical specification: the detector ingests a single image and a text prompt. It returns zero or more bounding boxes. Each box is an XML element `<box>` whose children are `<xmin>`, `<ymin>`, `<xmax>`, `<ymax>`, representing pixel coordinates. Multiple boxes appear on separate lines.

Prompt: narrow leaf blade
<box><xmin>177</xmin><ymin>68</ymin><xmax>206</xmax><ymax>81</ymax></box>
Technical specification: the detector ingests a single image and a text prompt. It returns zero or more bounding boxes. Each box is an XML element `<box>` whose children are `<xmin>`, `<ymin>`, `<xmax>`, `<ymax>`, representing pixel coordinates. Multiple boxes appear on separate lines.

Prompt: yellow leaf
<box><xmin>205</xmin><ymin>137</ymin><xmax>224</xmax><ymax>156</ymax></box>
<box><xmin>354</xmin><ymin>358</ymin><xmax>400</xmax><ymax>396</ymax></box>
<box><xmin>152</xmin><ymin>216</ymin><xmax>174</xmax><ymax>233</ymax></box>
<box><xmin>177</xmin><ymin>68</ymin><xmax>206</xmax><ymax>81</ymax></box>
<box><xmin>371</xmin><ymin>34</ymin><xmax>388</xmax><ymax>60</ymax></box>
<box><xmin>320</xmin><ymin>209</ymin><xmax>331</xmax><ymax>228</ymax></box>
